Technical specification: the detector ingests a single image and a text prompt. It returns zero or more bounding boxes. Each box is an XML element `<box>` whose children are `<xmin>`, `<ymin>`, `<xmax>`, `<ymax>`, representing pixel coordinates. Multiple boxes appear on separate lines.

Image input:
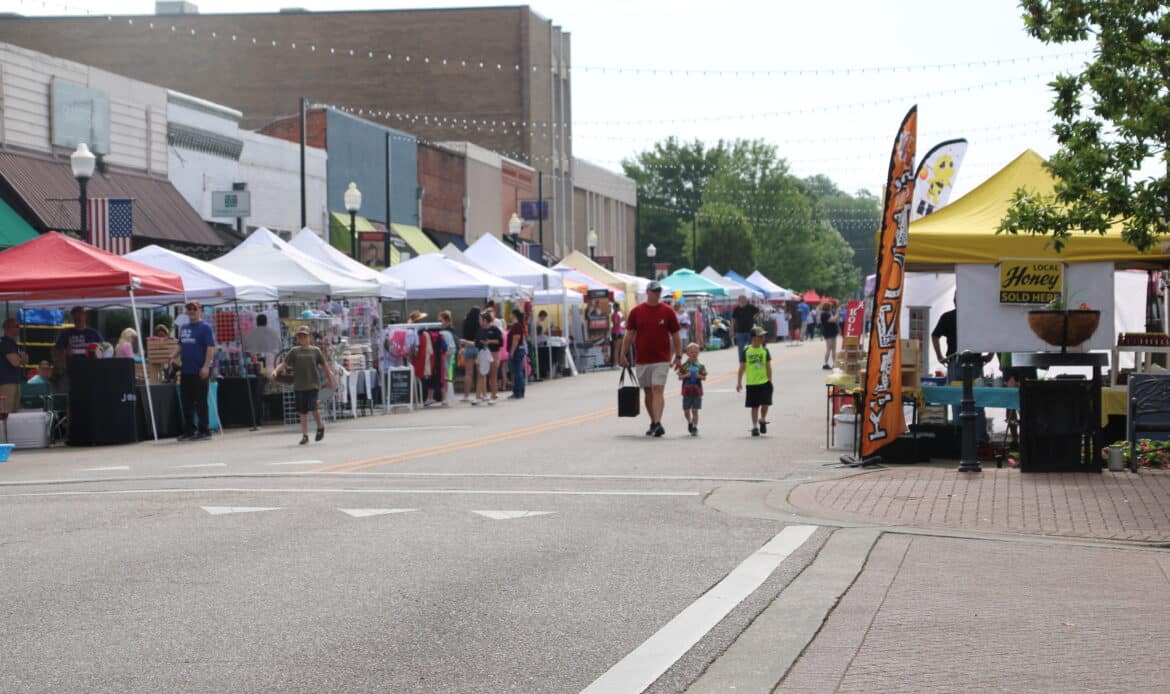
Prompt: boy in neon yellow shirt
<box><xmin>736</xmin><ymin>326</ymin><xmax>773</xmax><ymax>437</ymax></box>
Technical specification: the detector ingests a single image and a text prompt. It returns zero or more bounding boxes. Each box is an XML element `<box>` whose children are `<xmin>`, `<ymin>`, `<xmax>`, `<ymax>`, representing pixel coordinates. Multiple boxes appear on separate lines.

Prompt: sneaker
<box><xmin>507</xmin><ymin>394</ymin><xmax>521</xmax><ymax>399</ymax></box>
<box><xmin>176</xmin><ymin>433</ymin><xmax>194</xmax><ymax>442</ymax></box>
<box><xmin>822</xmin><ymin>363</ymin><xmax>832</xmax><ymax>370</ymax></box>
<box><xmin>460</xmin><ymin>396</ymin><xmax>470</xmax><ymax>402</ymax></box>
<box><xmin>690</xmin><ymin>424</ymin><xmax>698</xmax><ymax>437</ymax></box>
<box><xmin>486</xmin><ymin>399</ymin><xmax>495</xmax><ymax>406</ymax></box>
<box><xmin>645</xmin><ymin>425</ymin><xmax>655</xmax><ymax>436</ymax></box>
<box><xmin>192</xmin><ymin>431</ymin><xmax>212</xmax><ymax>441</ymax></box>
<box><xmin>299</xmin><ymin>435</ymin><xmax>309</xmax><ymax>445</ymax></box>
<box><xmin>759</xmin><ymin>420</ymin><xmax>768</xmax><ymax>435</ymax></box>
<box><xmin>653</xmin><ymin>423</ymin><xmax>665</xmax><ymax>437</ymax></box>
<box><xmin>751</xmin><ymin>427</ymin><xmax>760</xmax><ymax>437</ymax></box>
<box><xmin>315</xmin><ymin>428</ymin><xmax>324</xmax><ymax>442</ymax></box>
<box><xmin>471</xmin><ymin>399</ymin><xmax>480</xmax><ymax>406</ymax></box>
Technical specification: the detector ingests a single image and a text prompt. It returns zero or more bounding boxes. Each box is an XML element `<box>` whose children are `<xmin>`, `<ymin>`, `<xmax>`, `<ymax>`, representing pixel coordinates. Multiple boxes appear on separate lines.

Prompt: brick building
<box><xmin>0</xmin><ymin>4</ymin><xmax>577</xmax><ymax>259</ymax></box>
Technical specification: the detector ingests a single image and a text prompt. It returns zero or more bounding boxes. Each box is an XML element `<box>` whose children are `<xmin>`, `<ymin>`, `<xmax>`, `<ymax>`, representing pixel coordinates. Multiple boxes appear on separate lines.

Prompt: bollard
<box><xmin>957</xmin><ymin>350</ymin><xmax>983</xmax><ymax>473</ymax></box>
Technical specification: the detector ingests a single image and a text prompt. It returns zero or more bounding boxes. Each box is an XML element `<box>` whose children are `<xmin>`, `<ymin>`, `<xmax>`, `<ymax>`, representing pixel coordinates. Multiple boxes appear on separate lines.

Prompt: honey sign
<box><xmin>998</xmin><ymin>260</ymin><xmax>1063</xmax><ymax>305</ymax></box>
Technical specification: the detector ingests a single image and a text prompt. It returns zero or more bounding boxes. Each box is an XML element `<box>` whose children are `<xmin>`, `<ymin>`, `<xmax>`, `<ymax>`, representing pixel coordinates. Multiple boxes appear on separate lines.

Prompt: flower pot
<box><xmin>1026</xmin><ymin>310</ymin><xmax>1101</xmax><ymax>350</ymax></box>
<box><xmin>1106</xmin><ymin>445</ymin><xmax>1125</xmax><ymax>472</ymax></box>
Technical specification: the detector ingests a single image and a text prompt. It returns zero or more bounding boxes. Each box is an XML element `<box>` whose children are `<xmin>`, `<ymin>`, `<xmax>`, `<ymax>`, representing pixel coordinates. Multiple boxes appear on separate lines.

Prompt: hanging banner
<box><xmin>843</xmin><ymin>300</ymin><xmax>865</xmax><ymax>339</ymax></box>
<box><xmin>861</xmin><ymin>106</ymin><xmax>917</xmax><ymax>459</ymax></box>
<box><xmin>585</xmin><ymin>289</ymin><xmax>612</xmax><ymax>361</ymax></box>
<box><xmin>910</xmin><ymin>138</ymin><xmax>966</xmax><ymax>221</ymax></box>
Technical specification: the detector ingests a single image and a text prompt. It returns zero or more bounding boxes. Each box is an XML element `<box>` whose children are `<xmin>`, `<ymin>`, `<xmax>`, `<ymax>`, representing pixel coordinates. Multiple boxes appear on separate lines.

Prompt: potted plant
<box><xmin>1101</xmin><ymin>439</ymin><xmax>1170</xmax><ymax>470</ymax></box>
<box><xmin>1027</xmin><ymin>298</ymin><xmax>1100</xmax><ymax>352</ymax></box>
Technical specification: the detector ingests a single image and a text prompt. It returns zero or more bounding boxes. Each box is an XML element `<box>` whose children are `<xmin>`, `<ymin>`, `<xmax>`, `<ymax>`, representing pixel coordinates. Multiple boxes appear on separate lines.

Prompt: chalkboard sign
<box><xmin>387</xmin><ymin>367</ymin><xmax>413</xmax><ymax>408</ymax></box>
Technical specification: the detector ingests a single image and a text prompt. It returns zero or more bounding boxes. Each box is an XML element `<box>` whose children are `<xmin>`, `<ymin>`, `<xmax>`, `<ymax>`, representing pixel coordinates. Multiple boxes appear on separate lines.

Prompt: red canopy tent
<box><xmin>0</xmin><ymin>232</ymin><xmax>186</xmax><ymax>440</ymax></box>
<box><xmin>0</xmin><ymin>232</ymin><xmax>184</xmax><ymax>300</ymax></box>
<box><xmin>802</xmin><ymin>289</ymin><xmax>822</xmax><ymax>304</ymax></box>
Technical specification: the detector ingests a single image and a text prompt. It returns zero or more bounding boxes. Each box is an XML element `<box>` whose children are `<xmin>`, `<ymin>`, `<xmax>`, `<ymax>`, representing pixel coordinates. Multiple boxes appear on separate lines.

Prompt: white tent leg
<box><xmin>130</xmin><ymin>290</ymin><xmax>159</xmax><ymax>441</ymax></box>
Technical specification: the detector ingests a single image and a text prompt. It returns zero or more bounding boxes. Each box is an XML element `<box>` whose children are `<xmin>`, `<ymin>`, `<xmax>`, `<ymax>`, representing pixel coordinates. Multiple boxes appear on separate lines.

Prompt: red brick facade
<box><xmin>256</xmin><ymin>110</ymin><xmax>327</xmax><ymax>149</ymax></box>
<box><xmin>419</xmin><ymin>143</ymin><xmax>466</xmax><ymax>240</ymax></box>
<box><xmin>501</xmin><ymin>160</ymin><xmax>537</xmax><ymax>242</ymax></box>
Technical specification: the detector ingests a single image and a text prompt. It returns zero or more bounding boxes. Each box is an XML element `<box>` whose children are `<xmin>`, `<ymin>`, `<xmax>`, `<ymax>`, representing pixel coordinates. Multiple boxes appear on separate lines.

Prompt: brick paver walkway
<box><xmin>780</xmin><ymin>534</ymin><xmax>1170</xmax><ymax>693</ymax></box>
<box><xmin>789</xmin><ymin>467</ymin><xmax>1170</xmax><ymax>542</ymax></box>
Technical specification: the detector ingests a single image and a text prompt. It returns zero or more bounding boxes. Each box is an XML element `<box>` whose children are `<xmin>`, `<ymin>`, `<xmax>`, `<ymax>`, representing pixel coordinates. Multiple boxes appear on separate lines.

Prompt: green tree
<box><xmin>999</xmin><ymin>1</ymin><xmax>1170</xmax><ymax>251</ymax></box>
<box><xmin>623</xmin><ymin>138</ymin><xmax>726</xmax><ymax>276</ymax></box>
<box><xmin>686</xmin><ymin>203</ymin><xmax>756</xmax><ymax>275</ymax></box>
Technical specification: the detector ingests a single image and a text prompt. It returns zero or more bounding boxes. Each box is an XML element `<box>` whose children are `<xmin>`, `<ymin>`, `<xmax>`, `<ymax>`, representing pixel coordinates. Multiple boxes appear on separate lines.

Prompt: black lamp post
<box><xmin>957</xmin><ymin>350</ymin><xmax>984</xmax><ymax>473</ymax></box>
<box><xmin>70</xmin><ymin>143</ymin><xmax>96</xmax><ymax>244</ymax></box>
<box><xmin>344</xmin><ymin>182</ymin><xmax>362</xmax><ymax>261</ymax></box>
<box><xmin>587</xmin><ymin>228</ymin><xmax>598</xmax><ymax>261</ymax></box>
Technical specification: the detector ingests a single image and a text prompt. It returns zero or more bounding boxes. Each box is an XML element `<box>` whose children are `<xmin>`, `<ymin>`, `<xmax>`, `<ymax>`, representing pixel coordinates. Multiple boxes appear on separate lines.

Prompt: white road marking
<box><xmin>200</xmin><ymin>506</ymin><xmax>283</xmax><ymax>515</ymax></box>
<box><xmin>339</xmin><ymin>508</ymin><xmax>418</xmax><ymax>518</ymax></box>
<box><xmin>581</xmin><ymin>525</ymin><xmax>819</xmax><ymax>694</ymax></box>
<box><xmin>81</xmin><ymin>466</ymin><xmax>131</xmax><ymax>472</ymax></box>
<box><xmin>300</xmin><ymin>472</ymin><xmax>781</xmax><ymax>483</ymax></box>
<box><xmin>173</xmin><ymin>463</ymin><xmax>227</xmax><ymax>469</ymax></box>
<box><xmin>472</xmin><ymin>510</ymin><xmax>555</xmax><ymax>520</ymax></box>
<box><xmin>266</xmin><ymin>460</ymin><xmax>325</xmax><ymax>466</ymax></box>
<box><xmin>0</xmin><ymin>488</ymin><xmax>700</xmax><ymax>499</ymax></box>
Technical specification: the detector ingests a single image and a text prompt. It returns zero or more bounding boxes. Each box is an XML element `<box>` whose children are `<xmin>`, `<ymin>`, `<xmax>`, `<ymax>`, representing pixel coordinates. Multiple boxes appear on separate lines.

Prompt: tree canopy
<box><xmin>624</xmin><ymin>137</ymin><xmax>866</xmax><ymax>298</ymax></box>
<box><xmin>998</xmin><ymin>0</ymin><xmax>1170</xmax><ymax>252</ymax></box>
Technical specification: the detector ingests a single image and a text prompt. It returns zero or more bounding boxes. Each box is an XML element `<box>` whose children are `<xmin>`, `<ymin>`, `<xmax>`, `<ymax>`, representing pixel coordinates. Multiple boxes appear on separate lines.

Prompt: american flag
<box><xmin>88</xmin><ymin>197</ymin><xmax>134</xmax><ymax>255</ymax></box>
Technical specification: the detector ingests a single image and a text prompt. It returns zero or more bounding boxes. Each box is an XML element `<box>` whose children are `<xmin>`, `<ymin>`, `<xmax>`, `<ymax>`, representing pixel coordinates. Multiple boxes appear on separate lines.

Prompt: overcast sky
<box><xmin>15</xmin><ymin>0</ymin><xmax>1092</xmax><ymax>199</ymax></box>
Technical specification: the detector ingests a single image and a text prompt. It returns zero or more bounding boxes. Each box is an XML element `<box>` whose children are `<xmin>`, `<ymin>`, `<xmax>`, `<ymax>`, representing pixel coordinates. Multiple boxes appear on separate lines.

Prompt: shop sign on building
<box><xmin>212</xmin><ymin>190</ymin><xmax>251</xmax><ymax>218</ymax></box>
<box><xmin>998</xmin><ymin>259</ymin><xmax>1063</xmax><ymax>305</ymax></box>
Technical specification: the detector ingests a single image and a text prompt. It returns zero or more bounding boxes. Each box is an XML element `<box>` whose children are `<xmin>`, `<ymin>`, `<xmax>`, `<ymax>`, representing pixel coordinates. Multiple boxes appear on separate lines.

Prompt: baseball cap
<box><xmin>647</xmin><ymin>280</ymin><xmax>663</xmax><ymax>293</ymax></box>
<box><xmin>295</xmin><ymin>325</ymin><xmax>312</xmax><ymax>336</ymax></box>
<box><xmin>750</xmin><ymin>326</ymin><xmax>767</xmax><ymax>337</ymax></box>
<box><xmin>185</xmin><ymin>300</ymin><xmax>201</xmax><ymax>311</ymax></box>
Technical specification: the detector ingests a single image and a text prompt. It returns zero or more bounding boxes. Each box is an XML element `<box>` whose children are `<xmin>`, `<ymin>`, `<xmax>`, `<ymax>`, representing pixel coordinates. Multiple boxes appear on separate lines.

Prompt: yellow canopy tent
<box><xmin>558</xmin><ymin>250</ymin><xmax>637</xmax><ymax>312</ymax></box>
<box><xmin>906</xmin><ymin>150</ymin><xmax>1170</xmax><ymax>271</ymax></box>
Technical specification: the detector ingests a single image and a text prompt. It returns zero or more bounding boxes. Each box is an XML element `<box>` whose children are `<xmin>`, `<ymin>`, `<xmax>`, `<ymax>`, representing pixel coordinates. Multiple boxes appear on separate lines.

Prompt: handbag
<box><xmin>617</xmin><ymin>366</ymin><xmax>641</xmax><ymax>417</ymax></box>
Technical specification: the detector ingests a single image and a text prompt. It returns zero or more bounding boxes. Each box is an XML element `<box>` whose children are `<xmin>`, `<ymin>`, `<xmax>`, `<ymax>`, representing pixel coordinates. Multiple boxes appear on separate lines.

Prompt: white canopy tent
<box><xmin>700</xmin><ymin>267</ymin><xmax>760</xmax><ymax>300</ymax></box>
<box><xmin>746</xmin><ymin>271</ymin><xmax>793</xmax><ymax>300</ymax></box>
<box><xmin>289</xmin><ymin>228</ymin><xmax>406</xmax><ymax>300</ymax></box>
<box><xmin>437</xmin><ymin>244</ymin><xmax>529</xmax><ymax>300</ymax></box>
<box><xmin>127</xmin><ymin>245</ymin><xmax>279</xmax><ymax>304</ymax></box>
<box><xmin>213</xmin><ymin>228</ymin><xmax>381</xmax><ymax>300</ymax></box>
<box><xmin>552</xmin><ymin>266</ymin><xmax>627</xmax><ymax>304</ymax></box>
<box><xmin>382</xmin><ymin>253</ymin><xmax>524</xmax><ymax>300</ymax></box>
<box><xmin>463</xmin><ymin>234</ymin><xmax>581</xmax><ymax>305</ymax></box>
<box><xmin>612</xmin><ymin>271</ymin><xmax>651</xmax><ymax>302</ymax></box>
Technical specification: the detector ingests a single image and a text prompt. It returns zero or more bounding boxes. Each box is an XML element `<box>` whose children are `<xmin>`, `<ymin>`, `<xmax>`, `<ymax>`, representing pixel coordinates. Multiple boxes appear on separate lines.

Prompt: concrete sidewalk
<box><xmin>778</xmin><ymin>532</ymin><xmax>1170</xmax><ymax>693</ymax></box>
<box><xmin>789</xmin><ymin>466</ymin><xmax>1170</xmax><ymax>543</ymax></box>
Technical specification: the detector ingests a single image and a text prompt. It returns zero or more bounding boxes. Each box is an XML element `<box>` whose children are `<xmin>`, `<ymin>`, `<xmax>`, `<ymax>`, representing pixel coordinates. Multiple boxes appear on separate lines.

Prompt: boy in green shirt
<box><xmin>736</xmin><ymin>326</ymin><xmax>773</xmax><ymax>437</ymax></box>
<box><xmin>271</xmin><ymin>325</ymin><xmax>336</xmax><ymax>445</ymax></box>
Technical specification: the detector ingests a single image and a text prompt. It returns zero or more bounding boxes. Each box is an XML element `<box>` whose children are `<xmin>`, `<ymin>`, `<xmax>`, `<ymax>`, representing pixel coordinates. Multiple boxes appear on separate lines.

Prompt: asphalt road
<box><xmin>0</xmin><ymin>340</ymin><xmax>841</xmax><ymax>693</ymax></box>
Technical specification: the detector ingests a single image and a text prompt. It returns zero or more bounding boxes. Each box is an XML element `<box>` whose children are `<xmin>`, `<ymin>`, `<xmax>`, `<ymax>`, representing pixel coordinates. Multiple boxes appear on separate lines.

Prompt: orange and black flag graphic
<box><xmin>861</xmin><ymin>106</ymin><xmax>917</xmax><ymax>458</ymax></box>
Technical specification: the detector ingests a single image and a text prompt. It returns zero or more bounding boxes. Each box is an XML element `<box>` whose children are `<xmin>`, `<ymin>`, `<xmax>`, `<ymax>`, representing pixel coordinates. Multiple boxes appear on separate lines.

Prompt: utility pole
<box><xmin>299</xmin><ymin>97</ymin><xmax>307</xmax><ymax>230</ymax></box>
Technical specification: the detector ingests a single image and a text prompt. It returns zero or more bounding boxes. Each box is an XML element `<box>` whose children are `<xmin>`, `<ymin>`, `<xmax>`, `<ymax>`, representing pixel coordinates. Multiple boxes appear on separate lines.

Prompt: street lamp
<box><xmin>70</xmin><ymin>143</ymin><xmax>96</xmax><ymax>245</ymax></box>
<box><xmin>646</xmin><ymin>242</ymin><xmax>657</xmax><ymax>279</ymax></box>
<box><xmin>344</xmin><ymin>182</ymin><xmax>362</xmax><ymax>261</ymax></box>
<box><xmin>586</xmin><ymin>228</ymin><xmax>598</xmax><ymax>260</ymax></box>
<box><xmin>507</xmin><ymin>212</ymin><xmax>523</xmax><ymax>247</ymax></box>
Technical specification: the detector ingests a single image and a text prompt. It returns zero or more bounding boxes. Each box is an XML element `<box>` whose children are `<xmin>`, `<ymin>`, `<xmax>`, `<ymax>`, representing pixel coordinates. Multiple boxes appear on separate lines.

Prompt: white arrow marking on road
<box><xmin>200</xmin><ymin>506</ymin><xmax>283</xmax><ymax>515</ymax></box>
<box><xmin>472</xmin><ymin>510</ymin><xmax>555</xmax><ymax>520</ymax></box>
<box><xmin>82</xmin><ymin>466</ymin><xmax>131</xmax><ymax>471</ymax></box>
<box><xmin>339</xmin><ymin>508</ymin><xmax>418</xmax><ymax>518</ymax></box>
<box><xmin>582</xmin><ymin>524</ymin><xmax>819</xmax><ymax>694</ymax></box>
<box><xmin>174</xmin><ymin>463</ymin><xmax>227</xmax><ymax>469</ymax></box>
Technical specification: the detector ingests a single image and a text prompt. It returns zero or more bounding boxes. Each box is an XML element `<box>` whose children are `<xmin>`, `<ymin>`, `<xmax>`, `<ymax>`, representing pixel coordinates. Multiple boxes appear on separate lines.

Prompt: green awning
<box><xmin>391</xmin><ymin>223</ymin><xmax>440</xmax><ymax>256</ymax></box>
<box><xmin>329</xmin><ymin>212</ymin><xmax>400</xmax><ymax>266</ymax></box>
<box><xmin>0</xmin><ymin>198</ymin><xmax>39</xmax><ymax>248</ymax></box>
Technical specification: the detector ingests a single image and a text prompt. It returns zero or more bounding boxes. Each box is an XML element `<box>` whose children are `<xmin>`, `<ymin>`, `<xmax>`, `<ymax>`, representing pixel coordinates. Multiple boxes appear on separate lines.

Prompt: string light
<box><xmin>6</xmin><ymin>5</ymin><xmax>1089</xmax><ymax>85</ymax></box>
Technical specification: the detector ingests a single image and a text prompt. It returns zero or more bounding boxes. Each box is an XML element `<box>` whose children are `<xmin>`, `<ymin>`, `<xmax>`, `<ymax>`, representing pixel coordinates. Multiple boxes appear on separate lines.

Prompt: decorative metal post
<box><xmin>957</xmin><ymin>350</ymin><xmax>983</xmax><ymax>472</ymax></box>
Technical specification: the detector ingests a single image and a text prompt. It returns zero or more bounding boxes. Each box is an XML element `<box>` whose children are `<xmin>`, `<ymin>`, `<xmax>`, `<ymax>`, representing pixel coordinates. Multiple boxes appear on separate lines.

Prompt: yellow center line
<box><xmin>314</xmin><ymin>345</ymin><xmax>814</xmax><ymax>474</ymax></box>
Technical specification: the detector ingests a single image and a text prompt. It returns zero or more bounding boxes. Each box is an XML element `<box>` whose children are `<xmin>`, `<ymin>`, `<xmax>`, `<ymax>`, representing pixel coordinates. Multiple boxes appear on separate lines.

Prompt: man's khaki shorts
<box><xmin>634</xmin><ymin>362</ymin><xmax>671</xmax><ymax>387</ymax></box>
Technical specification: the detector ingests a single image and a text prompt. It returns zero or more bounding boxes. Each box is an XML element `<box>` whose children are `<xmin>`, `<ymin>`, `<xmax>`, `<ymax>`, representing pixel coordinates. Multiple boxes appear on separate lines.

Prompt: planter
<box><xmin>1027</xmin><ymin>310</ymin><xmax>1101</xmax><ymax>351</ymax></box>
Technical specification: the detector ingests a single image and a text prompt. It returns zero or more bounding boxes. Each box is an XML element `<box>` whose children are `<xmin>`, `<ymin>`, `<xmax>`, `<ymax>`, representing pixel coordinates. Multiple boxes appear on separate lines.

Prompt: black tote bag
<box><xmin>617</xmin><ymin>367</ymin><xmax>641</xmax><ymax>417</ymax></box>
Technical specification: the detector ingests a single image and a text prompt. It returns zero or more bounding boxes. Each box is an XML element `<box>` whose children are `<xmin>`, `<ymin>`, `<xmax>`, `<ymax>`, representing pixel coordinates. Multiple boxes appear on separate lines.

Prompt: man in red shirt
<box><xmin>620</xmin><ymin>280</ymin><xmax>683</xmax><ymax>437</ymax></box>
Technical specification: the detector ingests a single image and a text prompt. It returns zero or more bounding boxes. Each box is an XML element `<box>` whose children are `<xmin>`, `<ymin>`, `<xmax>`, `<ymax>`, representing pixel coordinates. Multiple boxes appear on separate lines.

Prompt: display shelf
<box><xmin>1110</xmin><ymin>345</ymin><xmax>1170</xmax><ymax>386</ymax></box>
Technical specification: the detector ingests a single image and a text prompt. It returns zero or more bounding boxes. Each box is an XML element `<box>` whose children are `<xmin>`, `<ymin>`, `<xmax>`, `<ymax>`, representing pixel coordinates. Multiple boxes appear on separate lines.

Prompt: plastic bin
<box><xmin>0</xmin><ymin>443</ymin><xmax>13</xmax><ymax>461</ymax></box>
<box><xmin>832</xmin><ymin>413</ymin><xmax>858</xmax><ymax>451</ymax></box>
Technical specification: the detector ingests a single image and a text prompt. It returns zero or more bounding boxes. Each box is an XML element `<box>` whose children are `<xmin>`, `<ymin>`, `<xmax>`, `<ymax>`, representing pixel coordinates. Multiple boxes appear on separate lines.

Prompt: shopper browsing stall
<box><xmin>271</xmin><ymin>325</ymin><xmax>334</xmax><ymax>445</ymax></box>
<box><xmin>0</xmin><ymin>317</ymin><xmax>28</xmax><ymax>414</ymax></box>
<box><xmin>507</xmin><ymin>309</ymin><xmax>528</xmax><ymax>400</ymax></box>
<box><xmin>171</xmin><ymin>301</ymin><xmax>216</xmax><ymax>442</ymax></box>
